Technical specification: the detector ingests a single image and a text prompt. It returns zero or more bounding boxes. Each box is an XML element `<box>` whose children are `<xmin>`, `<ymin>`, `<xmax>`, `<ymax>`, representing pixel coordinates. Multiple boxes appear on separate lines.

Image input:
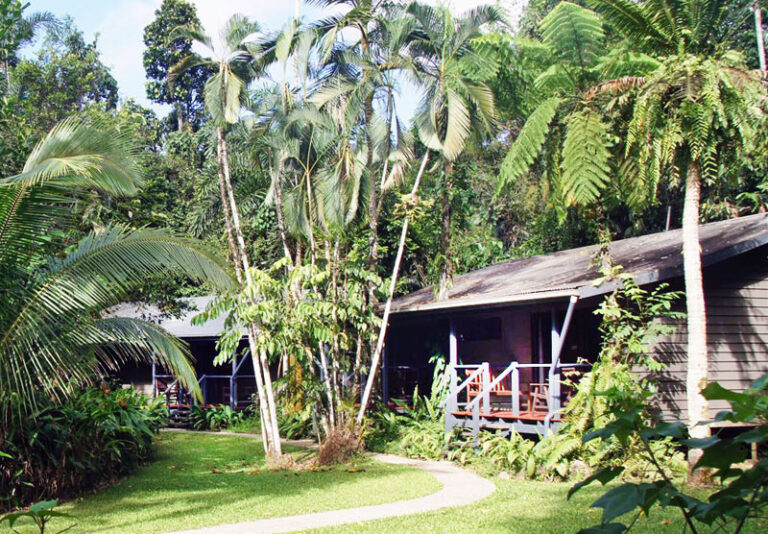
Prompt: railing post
<box><xmin>230</xmin><ymin>357</ymin><xmax>237</xmax><ymax>409</ymax></box>
<box><xmin>446</xmin><ymin>320</ymin><xmax>459</xmax><ymax>433</ymax></box>
<box><xmin>472</xmin><ymin>401</ymin><xmax>480</xmax><ymax>445</ymax></box>
<box><xmin>548</xmin><ymin>364</ymin><xmax>561</xmax><ymax>415</ymax></box>
<box><xmin>151</xmin><ymin>362</ymin><xmax>157</xmax><ymax>398</ymax></box>
<box><xmin>481</xmin><ymin>362</ymin><xmax>491</xmax><ymax>413</ymax></box>
<box><xmin>511</xmin><ymin>363</ymin><xmax>520</xmax><ymax>416</ymax></box>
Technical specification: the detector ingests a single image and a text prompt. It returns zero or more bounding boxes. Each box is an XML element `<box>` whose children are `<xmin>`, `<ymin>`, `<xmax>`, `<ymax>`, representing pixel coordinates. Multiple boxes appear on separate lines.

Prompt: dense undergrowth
<box><xmin>0</xmin><ymin>386</ymin><xmax>167</xmax><ymax>511</ymax></box>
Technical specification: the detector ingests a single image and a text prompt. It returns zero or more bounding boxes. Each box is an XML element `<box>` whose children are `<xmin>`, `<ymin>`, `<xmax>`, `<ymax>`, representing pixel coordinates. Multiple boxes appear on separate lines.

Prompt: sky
<box><xmin>26</xmin><ymin>0</ymin><xmax>525</xmax><ymax>119</ymax></box>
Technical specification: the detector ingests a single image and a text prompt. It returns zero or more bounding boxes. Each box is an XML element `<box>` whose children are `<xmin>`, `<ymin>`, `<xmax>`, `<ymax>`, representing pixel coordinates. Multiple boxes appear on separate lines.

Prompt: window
<box><xmin>456</xmin><ymin>317</ymin><xmax>502</xmax><ymax>342</ymax></box>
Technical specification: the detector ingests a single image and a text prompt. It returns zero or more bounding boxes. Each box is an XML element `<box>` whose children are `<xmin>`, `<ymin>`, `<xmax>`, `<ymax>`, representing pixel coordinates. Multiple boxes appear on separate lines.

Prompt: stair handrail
<box><xmin>452</xmin><ymin>364</ymin><xmax>486</xmax><ymax>403</ymax></box>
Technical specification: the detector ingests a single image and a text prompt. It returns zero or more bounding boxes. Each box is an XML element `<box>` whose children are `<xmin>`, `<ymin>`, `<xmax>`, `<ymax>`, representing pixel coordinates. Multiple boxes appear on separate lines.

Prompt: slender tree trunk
<box><xmin>216</xmin><ymin>133</ymin><xmax>269</xmax><ymax>451</ymax></box>
<box><xmin>353</xmin><ymin>331</ymin><xmax>363</xmax><ymax>399</ymax></box>
<box><xmin>318</xmin><ymin>341</ymin><xmax>336</xmax><ymax>429</ymax></box>
<box><xmin>437</xmin><ymin>161</ymin><xmax>454</xmax><ymax>300</ymax></box>
<box><xmin>356</xmin><ymin>150</ymin><xmax>431</xmax><ymax>425</ymax></box>
<box><xmin>330</xmin><ymin>238</ymin><xmax>342</xmax><ymax>404</ymax></box>
<box><xmin>272</xmin><ymin>160</ymin><xmax>293</xmax><ymax>266</ymax></box>
<box><xmin>756</xmin><ymin>1</ymin><xmax>766</xmax><ymax>73</ymax></box>
<box><xmin>176</xmin><ymin>102</ymin><xmax>184</xmax><ymax>132</ymax></box>
<box><xmin>683</xmin><ymin>161</ymin><xmax>709</xmax><ymax>477</ymax></box>
<box><xmin>216</xmin><ymin>142</ymin><xmax>243</xmax><ymax>283</ymax></box>
<box><xmin>365</xmin><ymin>95</ymin><xmax>379</xmax><ymax>270</ymax></box>
<box><xmin>304</xmin><ymin>169</ymin><xmax>318</xmax><ymax>264</ymax></box>
<box><xmin>218</xmin><ymin>126</ymin><xmax>282</xmax><ymax>458</ymax></box>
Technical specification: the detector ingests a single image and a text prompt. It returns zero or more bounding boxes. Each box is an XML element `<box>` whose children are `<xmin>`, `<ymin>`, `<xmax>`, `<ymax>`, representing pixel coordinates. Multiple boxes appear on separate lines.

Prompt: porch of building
<box><xmin>151</xmin><ymin>337</ymin><xmax>256</xmax><ymax>410</ymax></box>
<box><xmin>385</xmin><ymin>295</ymin><xmax>600</xmax><ymax>436</ymax></box>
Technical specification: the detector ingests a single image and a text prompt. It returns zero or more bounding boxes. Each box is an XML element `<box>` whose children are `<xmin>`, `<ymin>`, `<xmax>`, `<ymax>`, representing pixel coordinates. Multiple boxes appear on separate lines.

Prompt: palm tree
<box><xmin>0</xmin><ymin>3</ymin><xmax>59</xmax><ymax>91</ymax></box>
<box><xmin>406</xmin><ymin>2</ymin><xmax>502</xmax><ymax>299</ymax></box>
<box><xmin>0</xmin><ymin>117</ymin><xmax>235</xmax><ymax>420</ymax></box>
<box><xmin>356</xmin><ymin>2</ymin><xmax>502</xmax><ymax>424</ymax></box>
<box><xmin>170</xmin><ymin>14</ymin><xmax>284</xmax><ymax>458</ymax></box>
<box><xmin>310</xmin><ymin>0</ymin><xmax>416</xmax><ymax>270</ymax></box>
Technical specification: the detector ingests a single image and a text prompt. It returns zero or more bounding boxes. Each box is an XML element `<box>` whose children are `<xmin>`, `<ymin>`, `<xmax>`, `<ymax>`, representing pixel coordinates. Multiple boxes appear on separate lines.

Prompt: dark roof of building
<box><xmin>391</xmin><ymin>213</ymin><xmax>768</xmax><ymax>315</ymax></box>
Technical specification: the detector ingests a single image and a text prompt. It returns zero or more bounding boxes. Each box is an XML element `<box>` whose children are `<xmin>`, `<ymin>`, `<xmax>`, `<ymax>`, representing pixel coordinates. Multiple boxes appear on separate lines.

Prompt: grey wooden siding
<box><xmin>652</xmin><ymin>247</ymin><xmax>768</xmax><ymax>422</ymax></box>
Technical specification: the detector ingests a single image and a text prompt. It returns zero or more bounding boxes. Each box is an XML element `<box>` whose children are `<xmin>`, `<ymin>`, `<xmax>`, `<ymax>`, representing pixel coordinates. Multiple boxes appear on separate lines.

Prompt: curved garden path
<box><xmin>164</xmin><ymin>432</ymin><xmax>495</xmax><ymax>534</ymax></box>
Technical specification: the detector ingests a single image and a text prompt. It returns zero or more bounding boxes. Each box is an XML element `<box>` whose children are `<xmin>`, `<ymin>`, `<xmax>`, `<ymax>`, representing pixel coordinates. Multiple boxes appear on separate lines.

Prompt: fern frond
<box><xmin>560</xmin><ymin>109</ymin><xmax>612</xmax><ymax>206</ymax></box>
<box><xmin>498</xmin><ymin>97</ymin><xmax>563</xmax><ymax>192</ymax></box>
<box><xmin>540</xmin><ymin>2</ymin><xmax>604</xmax><ymax>71</ymax></box>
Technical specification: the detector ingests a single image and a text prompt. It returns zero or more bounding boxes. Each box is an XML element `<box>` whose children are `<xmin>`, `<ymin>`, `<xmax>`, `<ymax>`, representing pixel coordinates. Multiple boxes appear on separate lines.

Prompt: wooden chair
<box><xmin>527</xmin><ymin>382</ymin><xmax>549</xmax><ymax>412</ymax></box>
<box><xmin>465</xmin><ymin>369</ymin><xmax>483</xmax><ymax>403</ymax></box>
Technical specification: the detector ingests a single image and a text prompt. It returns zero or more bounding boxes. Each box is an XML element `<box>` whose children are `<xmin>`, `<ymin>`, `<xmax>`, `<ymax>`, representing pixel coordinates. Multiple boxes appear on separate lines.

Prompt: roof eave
<box><xmin>390</xmin><ymin>288</ymin><xmax>580</xmax><ymax>315</ymax></box>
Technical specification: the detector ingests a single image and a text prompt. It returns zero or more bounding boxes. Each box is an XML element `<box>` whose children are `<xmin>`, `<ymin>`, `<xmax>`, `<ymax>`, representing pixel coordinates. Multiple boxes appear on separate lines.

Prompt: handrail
<box><xmin>465</xmin><ymin>362</ymin><xmax>516</xmax><ymax>411</ymax></box>
<box><xmin>453</xmin><ymin>364</ymin><xmax>487</xmax><ymax>402</ymax></box>
<box><xmin>463</xmin><ymin>360</ymin><xmax>592</xmax><ymax>414</ymax></box>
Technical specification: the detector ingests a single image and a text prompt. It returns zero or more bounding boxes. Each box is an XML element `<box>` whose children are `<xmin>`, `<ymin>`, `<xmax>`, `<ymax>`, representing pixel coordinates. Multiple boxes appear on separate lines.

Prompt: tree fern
<box><xmin>498</xmin><ymin>97</ymin><xmax>563</xmax><ymax>191</ymax></box>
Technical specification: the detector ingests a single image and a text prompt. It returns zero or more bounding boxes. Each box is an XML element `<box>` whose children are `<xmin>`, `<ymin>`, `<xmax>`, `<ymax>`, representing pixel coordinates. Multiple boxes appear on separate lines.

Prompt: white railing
<box><xmin>448</xmin><ymin>360</ymin><xmax>590</xmax><ymax>438</ymax></box>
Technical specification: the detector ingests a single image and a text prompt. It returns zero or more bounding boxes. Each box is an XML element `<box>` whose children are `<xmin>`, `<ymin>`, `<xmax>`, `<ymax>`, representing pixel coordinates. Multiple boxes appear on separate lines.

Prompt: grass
<box><xmin>22</xmin><ymin>431</ymin><xmax>440</xmax><ymax>534</ymax></box>
<box><xmin>304</xmin><ymin>475</ymin><xmax>768</xmax><ymax>534</ymax></box>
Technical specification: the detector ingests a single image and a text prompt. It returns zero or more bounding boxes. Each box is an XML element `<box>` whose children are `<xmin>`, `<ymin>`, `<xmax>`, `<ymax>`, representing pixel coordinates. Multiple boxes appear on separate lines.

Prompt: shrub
<box><xmin>571</xmin><ymin>375</ymin><xmax>768</xmax><ymax>533</ymax></box>
<box><xmin>189</xmin><ymin>404</ymin><xmax>244</xmax><ymax>431</ymax></box>
<box><xmin>0</xmin><ymin>386</ymin><xmax>168</xmax><ymax>511</ymax></box>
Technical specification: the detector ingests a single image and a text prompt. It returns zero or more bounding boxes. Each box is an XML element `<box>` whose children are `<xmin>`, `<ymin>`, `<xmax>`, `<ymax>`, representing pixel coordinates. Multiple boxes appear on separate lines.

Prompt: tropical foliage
<box><xmin>0</xmin><ymin>118</ymin><xmax>234</xmax><ymax>420</ymax></box>
<box><xmin>0</xmin><ymin>385</ymin><xmax>168</xmax><ymax>511</ymax></box>
<box><xmin>0</xmin><ymin>0</ymin><xmax>767</xmax><ymax>511</ymax></box>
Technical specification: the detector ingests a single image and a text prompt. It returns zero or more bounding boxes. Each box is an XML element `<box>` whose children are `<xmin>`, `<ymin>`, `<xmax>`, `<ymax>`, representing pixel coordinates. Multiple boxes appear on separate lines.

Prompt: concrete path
<box><xmin>165</xmin><ymin>448</ymin><xmax>495</xmax><ymax>534</ymax></box>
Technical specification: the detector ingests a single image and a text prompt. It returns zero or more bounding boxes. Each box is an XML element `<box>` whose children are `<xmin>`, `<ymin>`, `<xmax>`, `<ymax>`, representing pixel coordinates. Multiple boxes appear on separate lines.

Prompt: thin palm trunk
<box><xmin>683</xmin><ymin>161</ymin><xmax>709</xmax><ymax>475</ymax></box>
<box><xmin>437</xmin><ymin>161</ymin><xmax>454</xmax><ymax>300</ymax></box>
<box><xmin>365</xmin><ymin>95</ymin><xmax>378</xmax><ymax>270</ymax></box>
<box><xmin>218</xmin><ymin>127</ymin><xmax>282</xmax><ymax>457</ymax></box>
<box><xmin>272</xmin><ymin>160</ymin><xmax>293</xmax><ymax>266</ymax></box>
<box><xmin>357</xmin><ymin>150</ymin><xmax>430</xmax><ymax>425</ymax></box>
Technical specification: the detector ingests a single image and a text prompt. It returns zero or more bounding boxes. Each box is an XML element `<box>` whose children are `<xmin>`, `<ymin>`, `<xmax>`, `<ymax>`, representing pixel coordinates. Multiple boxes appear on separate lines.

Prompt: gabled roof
<box><xmin>391</xmin><ymin>213</ymin><xmax>768</xmax><ymax>315</ymax></box>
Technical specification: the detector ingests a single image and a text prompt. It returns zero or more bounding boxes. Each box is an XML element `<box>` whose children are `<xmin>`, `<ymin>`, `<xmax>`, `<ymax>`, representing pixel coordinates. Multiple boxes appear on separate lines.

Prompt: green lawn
<box><xmin>28</xmin><ymin>432</ymin><xmax>440</xmax><ymax>534</ymax></box>
<box><xmin>305</xmin><ymin>476</ymin><xmax>768</xmax><ymax>534</ymax></box>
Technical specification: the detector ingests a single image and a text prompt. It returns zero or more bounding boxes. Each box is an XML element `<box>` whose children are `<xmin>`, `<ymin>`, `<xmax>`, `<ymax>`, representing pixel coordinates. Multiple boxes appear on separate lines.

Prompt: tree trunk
<box><xmin>365</xmin><ymin>95</ymin><xmax>379</xmax><ymax>270</ymax></box>
<box><xmin>356</xmin><ymin>150</ymin><xmax>431</xmax><ymax>425</ymax></box>
<box><xmin>176</xmin><ymin>102</ymin><xmax>184</xmax><ymax>132</ymax></box>
<box><xmin>218</xmin><ymin>127</ymin><xmax>283</xmax><ymax>458</ymax></box>
<box><xmin>682</xmin><ymin>161</ymin><xmax>709</xmax><ymax>477</ymax></box>
<box><xmin>437</xmin><ymin>161</ymin><xmax>454</xmax><ymax>300</ymax></box>
<box><xmin>755</xmin><ymin>1</ymin><xmax>766</xmax><ymax>73</ymax></box>
<box><xmin>272</xmin><ymin>160</ymin><xmax>293</xmax><ymax>266</ymax></box>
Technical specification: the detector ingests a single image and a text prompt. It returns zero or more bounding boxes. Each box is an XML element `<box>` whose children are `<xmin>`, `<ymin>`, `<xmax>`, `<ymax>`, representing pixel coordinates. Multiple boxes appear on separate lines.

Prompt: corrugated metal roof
<box><xmin>391</xmin><ymin>214</ymin><xmax>768</xmax><ymax>315</ymax></box>
<box><xmin>106</xmin><ymin>296</ymin><xmax>228</xmax><ymax>338</ymax></box>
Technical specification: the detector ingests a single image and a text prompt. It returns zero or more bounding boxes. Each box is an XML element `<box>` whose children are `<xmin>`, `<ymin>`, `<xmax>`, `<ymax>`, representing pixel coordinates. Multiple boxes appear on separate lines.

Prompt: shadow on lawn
<box><xmin>64</xmin><ymin>433</ymin><xmax>428</xmax><ymax>534</ymax></box>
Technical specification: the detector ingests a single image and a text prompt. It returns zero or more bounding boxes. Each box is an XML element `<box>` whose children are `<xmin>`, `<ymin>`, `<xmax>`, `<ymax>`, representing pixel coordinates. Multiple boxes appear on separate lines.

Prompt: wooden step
<box><xmin>451</xmin><ymin>410</ymin><xmax>563</xmax><ymax>423</ymax></box>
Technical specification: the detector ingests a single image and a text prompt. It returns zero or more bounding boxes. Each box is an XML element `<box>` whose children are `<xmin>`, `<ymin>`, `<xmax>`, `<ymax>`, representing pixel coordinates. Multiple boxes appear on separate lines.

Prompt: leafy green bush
<box><xmin>571</xmin><ymin>375</ymin><xmax>768</xmax><ymax>533</ymax></box>
<box><xmin>189</xmin><ymin>404</ymin><xmax>244</xmax><ymax>431</ymax></box>
<box><xmin>0</xmin><ymin>386</ymin><xmax>168</xmax><ymax>511</ymax></box>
